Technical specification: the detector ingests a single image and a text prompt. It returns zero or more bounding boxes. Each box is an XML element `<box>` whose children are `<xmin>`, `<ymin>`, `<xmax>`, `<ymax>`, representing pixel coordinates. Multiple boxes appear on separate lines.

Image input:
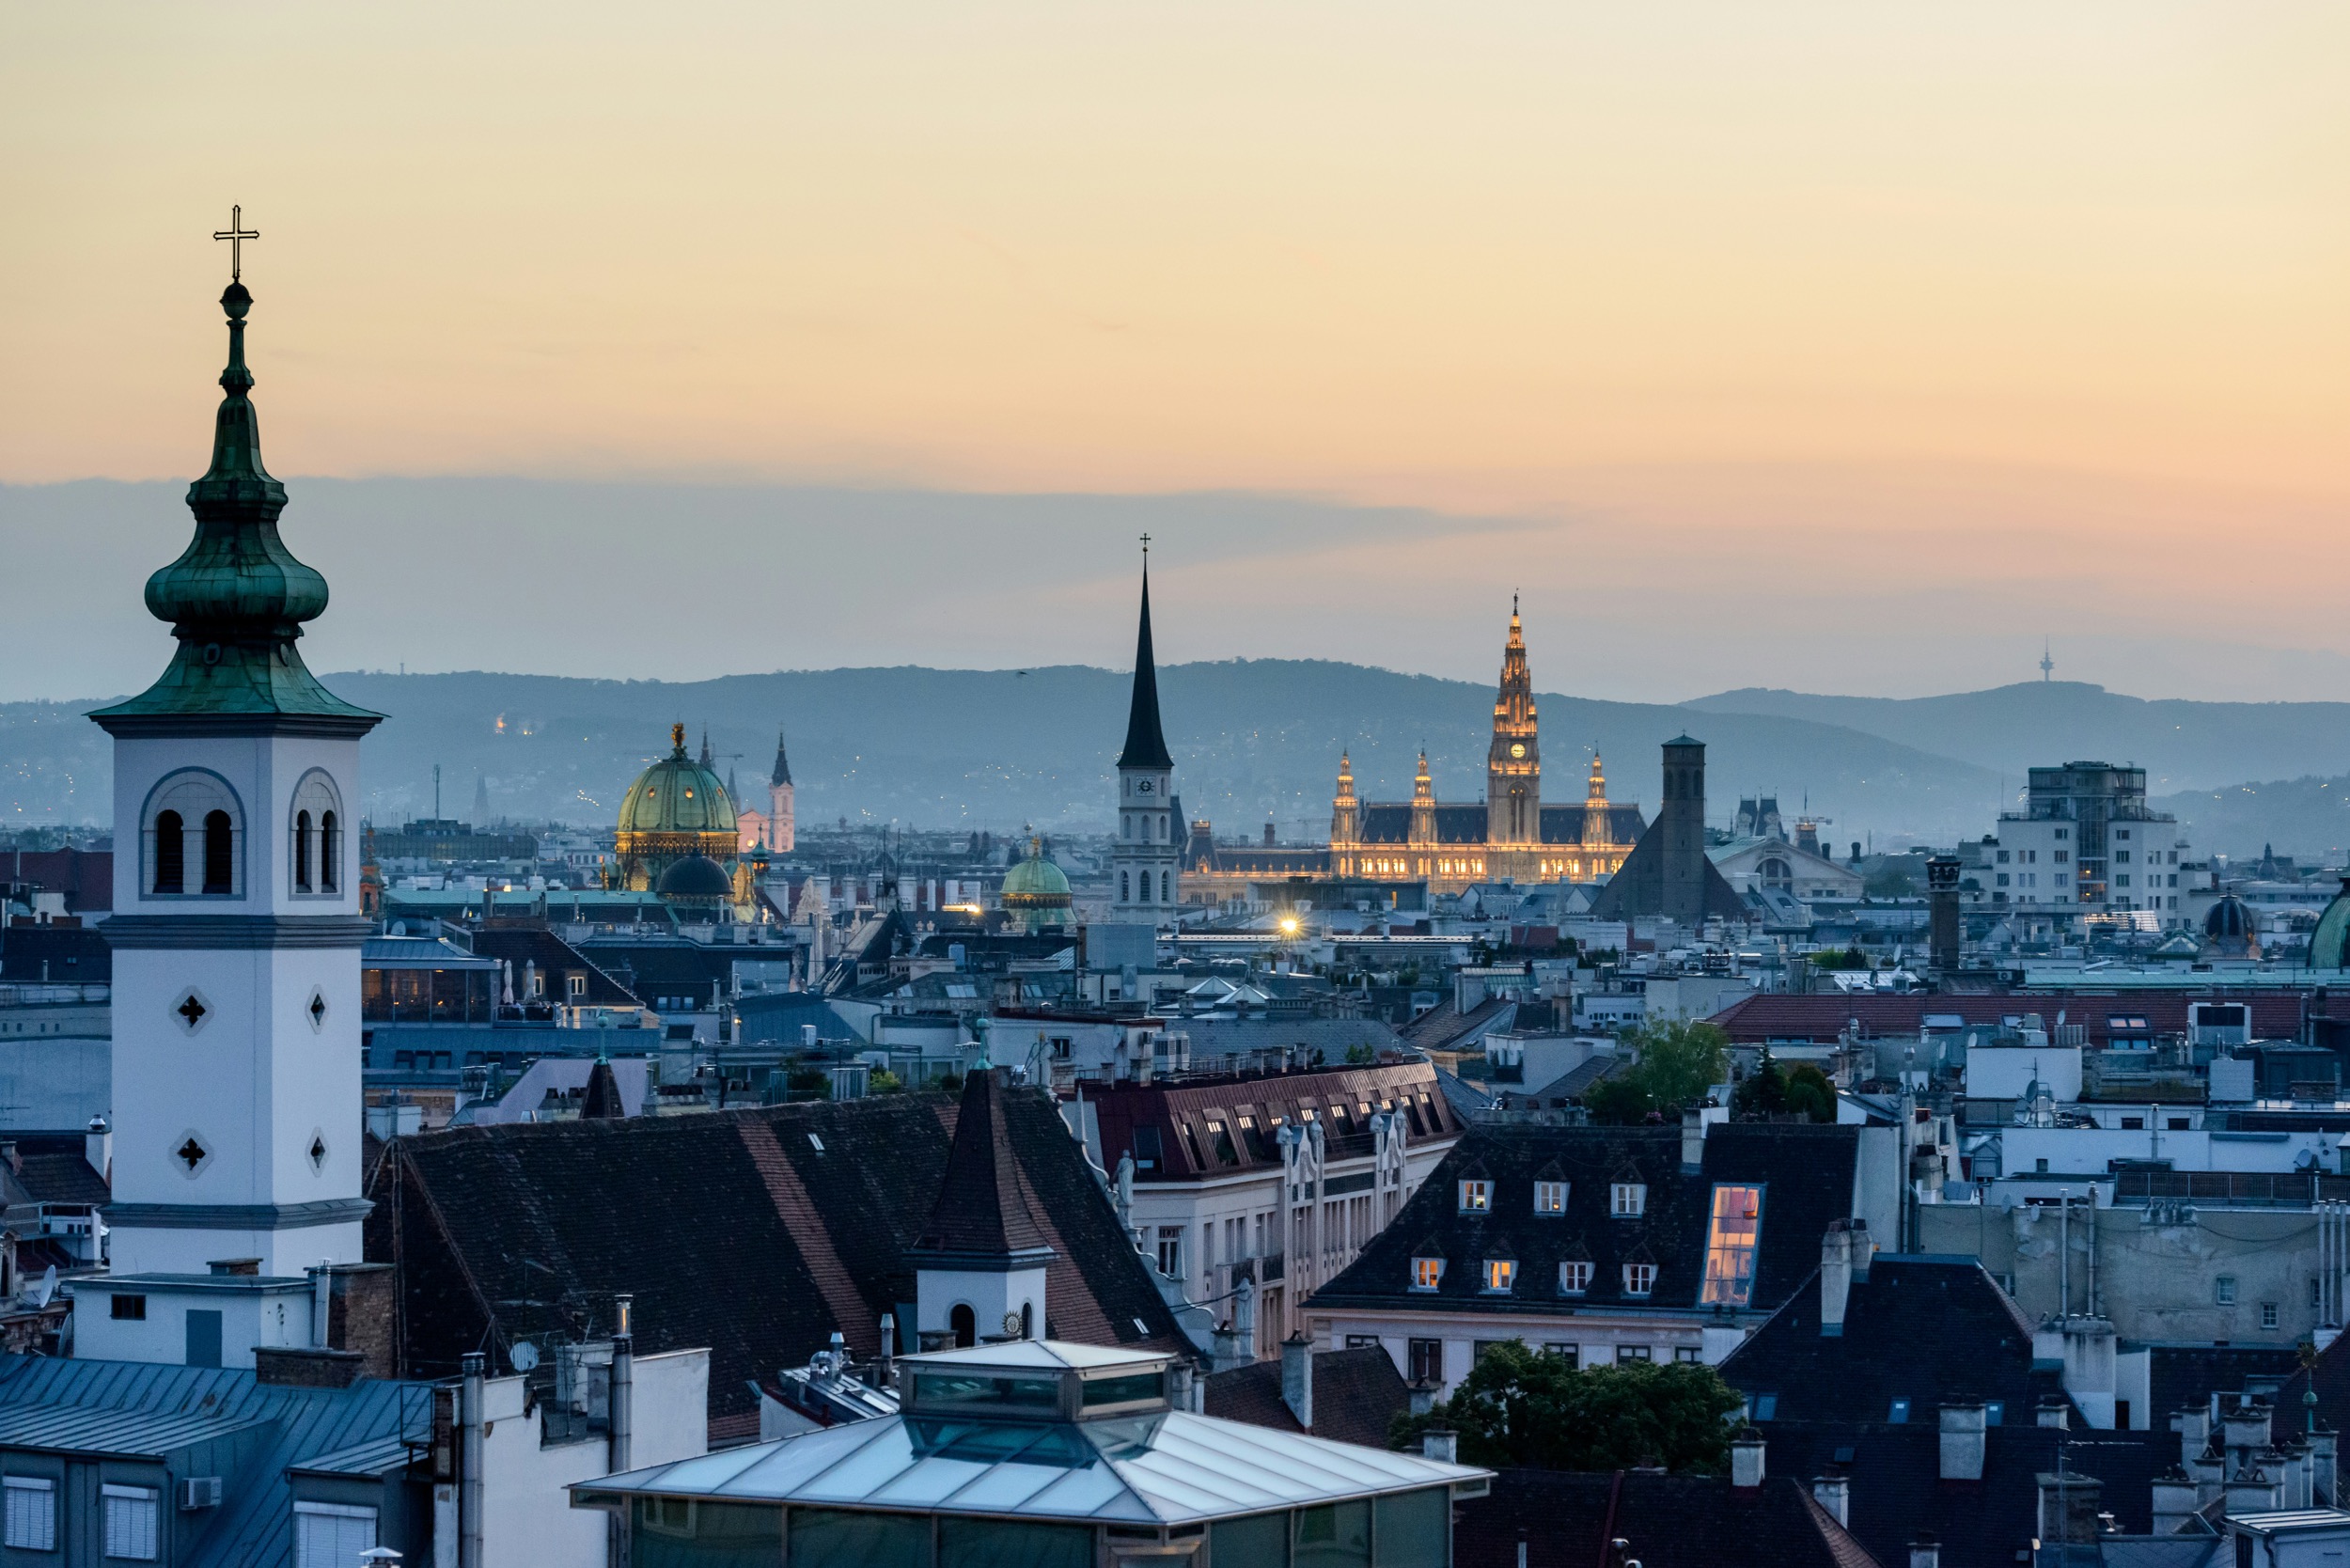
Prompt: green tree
<box><xmin>1580</xmin><ymin>1076</ymin><xmax>1656</xmax><ymax>1125</ymax></box>
<box><xmin>1783</xmin><ymin>1063</ymin><xmax>1836</xmax><ymax>1122</ymax></box>
<box><xmin>870</xmin><ymin>1069</ymin><xmax>905</xmax><ymax>1095</ymax></box>
<box><xmin>1623</xmin><ymin>1020</ymin><xmax>1729</xmax><ymax>1112</ymax></box>
<box><xmin>1732</xmin><ymin>1051</ymin><xmax>1836</xmax><ymax>1122</ymax></box>
<box><xmin>1388</xmin><ymin>1345</ymin><xmax>1743</xmax><ymax>1473</ymax></box>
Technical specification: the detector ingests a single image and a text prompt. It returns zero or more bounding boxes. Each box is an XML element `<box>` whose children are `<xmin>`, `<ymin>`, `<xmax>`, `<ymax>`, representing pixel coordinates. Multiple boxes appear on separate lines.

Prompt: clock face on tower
<box><xmin>1510</xmin><ymin>744</ymin><xmax>1527</xmax><ymax>760</ymax></box>
<box><xmin>1136</xmin><ymin>779</ymin><xmax>1154</xmax><ymax>793</ymax></box>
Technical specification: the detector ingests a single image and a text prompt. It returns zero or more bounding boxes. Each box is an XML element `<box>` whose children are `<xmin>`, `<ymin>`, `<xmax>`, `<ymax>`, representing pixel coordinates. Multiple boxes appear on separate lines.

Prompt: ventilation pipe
<box><xmin>459</xmin><ymin>1352</ymin><xmax>485</xmax><ymax>1568</ymax></box>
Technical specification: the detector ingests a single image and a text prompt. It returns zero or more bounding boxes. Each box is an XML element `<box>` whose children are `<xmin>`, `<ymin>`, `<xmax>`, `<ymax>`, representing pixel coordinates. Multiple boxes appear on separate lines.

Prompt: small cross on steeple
<box><xmin>1139</xmin><ymin>532</ymin><xmax>1151</xmax><ymax>559</ymax></box>
<box><xmin>212</xmin><ymin>204</ymin><xmax>258</xmax><ymax>282</ymax></box>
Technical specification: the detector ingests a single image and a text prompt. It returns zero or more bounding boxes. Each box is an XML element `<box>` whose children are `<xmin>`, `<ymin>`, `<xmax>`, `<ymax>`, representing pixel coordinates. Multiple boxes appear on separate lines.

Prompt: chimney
<box><xmin>1938</xmin><ymin>1403</ymin><xmax>1987</xmax><ymax>1482</ymax></box>
<box><xmin>1820</xmin><ymin>1222</ymin><xmax>1853</xmax><ymax>1337</ymax></box>
<box><xmin>2037</xmin><ymin>1471</ymin><xmax>2102</xmax><ymax>1546</ymax></box>
<box><xmin>1409</xmin><ymin>1378</ymin><xmax>1441</xmax><ymax>1418</ymax></box>
<box><xmin>1681</xmin><ymin>1108</ymin><xmax>1706</xmax><ymax>1172</ymax></box>
<box><xmin>1731</xmin><ymin>1428</ymin><xmax>1766</xmax><ymax>1489</ymax></box>
<box><xmin>1421</xmin><ymin>1428</ymin><xmax>1458</xmax><ymax>1464</ymax></box>
<box><xmin>1927</xmin><ymin>856</ymin><xmax>1961</xmax><ymax>977</ymax></box>
<box><xmin>609</xmin><ymin>1330</ymin><xmax>634</xmax><ymax>1475</ymax></box>
<box><xmin>309</xmin><ymin>1259</ymin><xmax>333</xmax><ymax>1349</ymax></box>
<box><xmin>1811</xmin><ymin>1473</ymin><xmax>1850</xmax><ymax>1526</ymax></box>
<box><xmin>2177</xmin><ymin>1403</ymin><xmax>2213</xmax><ymax>1471</ymax></box>
<box><xmin>2150</xmin><ymin>1471</ymin><xmax>2201</xmax><ymax>1536</ymax></box>
<box><xmin>2311</xmin><ymin>1428</ymin><xmax>2338</xmax><ymax>1507</ymax></box>
<box><xmin>85</xmin><ymin>1116</ymin><xmax>110</xmax><ymax>1183</ymax></box>
<box><xmin>459</xmin><ymin>1352</ymin><xmax>487</xmax><ymax>1568</ymax></box>
<box><xmin>1908</xmin><ymin>1539</ymin><xmax>1941</xmax><ymax>1568</ymax></box>
<box><xmin>2037</xmin><ymin>1399</ymin><xmax>2070</xmax><ymax>1430</ymax></box>
<box><xmin>1847</xmin><ymin>1219</ymin><xmax>1873</xmax><ymax>1281</ymax></box>
<box><xmin>1281</xmin><ymin>1335</ymin><xmax>1314</xmax><ymax>1432</ymax></box>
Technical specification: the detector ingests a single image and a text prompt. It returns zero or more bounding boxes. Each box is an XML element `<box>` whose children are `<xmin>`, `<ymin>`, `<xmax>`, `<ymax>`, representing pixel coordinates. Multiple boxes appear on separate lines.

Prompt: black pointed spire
<box><xmin>770</xmin><ymin>726</ymin><xmax>793</xmax><ymax>788</ymax></box>
<box><xmin>1116</xmin><ymin>557</ymin><xmax>1173</xmax><ymax>771</ymax></box>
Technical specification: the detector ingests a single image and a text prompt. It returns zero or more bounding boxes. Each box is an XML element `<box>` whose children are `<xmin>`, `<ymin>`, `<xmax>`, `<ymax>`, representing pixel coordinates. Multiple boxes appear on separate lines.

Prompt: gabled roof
<box><xmin>368</xmin><ymin>1088</ymin><xmax>1187</xmax><ymax>1440</ymax></box>
<box><xmin>1454</xmin><ymin>1468</ymin><xmax>1886</xmax><ymax>1568</ymax></box>
<box><xmin>1086</xmin><ymin>1062</ymin><xmax>1456</xmax><ymax>1184</ymax></box>
<box><xmin>1718</xmin><ymin>1255</ymin><xmax>2060</xmax><ymax>1426</ymax></box>
<box><xmin>1203</xmin><ymin>1347</ymin><xmax>1410</xmax><ymax>1450</ymax></box>
<box><xmin>1310</xmin><ymin>1123</ymin><xmax>1859</xmax><ymax>1318</ymax></box>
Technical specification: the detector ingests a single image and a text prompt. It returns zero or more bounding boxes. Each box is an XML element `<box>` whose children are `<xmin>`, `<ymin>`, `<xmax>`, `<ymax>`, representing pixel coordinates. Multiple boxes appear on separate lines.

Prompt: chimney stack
<box><xmin>1811</xmin><ymin>1473</ymin><xmax>1850</xmax><ymax>1526</ymax></box>
<box><xmin>1281</xmin><ymin>1334</ymin><xmax>1315</xmax><ymax>1432</ymax></box>
<box><xmin>1927</xmin><ymin>856</ymin><xmax>1961</xmax><ymax>978</ymax></box>
<box><xmin>1938</xmin><ymin>1403</ymin><xmax>1987</xmax><ymax>1482</ymax></box>
<box><xmin>1820</xmin><ymin>1222</ymin><xmax>1853</xmax><ymax>1337</ymax></box>
<box><xmin>1681</xmin><ymin>1108</ymin><xmax>1706</xmax><ymax>1173</ymax></box>
<box><xmin>1847</xmin><ymin>1219</ymin><xmax>1873</xmax><ymax>1280</ymax></box>
<box><xmin>2037</xmin><ymin>1399</ymin><xmax>2071</xmax><ymax>1430</ymax></box>
<box><xmin>1908</xmin><ymin>1539</ymin><xmax>1941</xmax><ymax>1568</ymax></box>
<box><xmin>1421</xmin><ymin>1428</ymin><xmax>1458</xmax><ymax>1464</ymax></box>
<box><xmin>85</xmin><ymin>1116</ymin><xmax>111</xmax><ymax>1183</ymax></box>
<box><xmin>1731</xmin><ymin>1429</ymin><xmax>1766</xmax><ymax>1489</ymax></box>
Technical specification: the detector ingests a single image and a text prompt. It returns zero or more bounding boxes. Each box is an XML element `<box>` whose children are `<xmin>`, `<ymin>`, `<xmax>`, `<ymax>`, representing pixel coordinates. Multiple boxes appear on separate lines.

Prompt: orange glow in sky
<box><xmin>5</xmin><ymin>3</ymin><xmax>2348</xmax><ymax>698</ymax></box>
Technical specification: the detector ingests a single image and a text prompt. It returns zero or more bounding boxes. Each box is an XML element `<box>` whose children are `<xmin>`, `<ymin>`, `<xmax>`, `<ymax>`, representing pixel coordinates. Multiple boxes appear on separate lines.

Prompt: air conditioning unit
<box><xmin>180</xmin><ymin>1477</ymin><xmax>222</xmax><ymax>1512</ymax></box>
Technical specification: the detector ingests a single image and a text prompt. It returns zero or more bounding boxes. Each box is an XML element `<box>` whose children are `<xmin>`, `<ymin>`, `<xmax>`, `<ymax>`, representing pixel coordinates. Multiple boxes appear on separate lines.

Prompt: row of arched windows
<box><xmin>143</xmin><ymin>768</ymin><xmax>343</xmax><ymax>900</ymax></box>
<box><xmin>1119</xmin><ymin>870</ymin><xmax>1173</xmax><ymax>903</ymax></box>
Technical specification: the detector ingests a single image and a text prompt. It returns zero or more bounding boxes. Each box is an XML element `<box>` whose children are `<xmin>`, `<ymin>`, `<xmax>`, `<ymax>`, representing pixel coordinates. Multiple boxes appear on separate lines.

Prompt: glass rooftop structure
<box><xmin>572</xmin><ymin>1340</ymin><xmax>1488</xmax><ymax>1566</ymax></box>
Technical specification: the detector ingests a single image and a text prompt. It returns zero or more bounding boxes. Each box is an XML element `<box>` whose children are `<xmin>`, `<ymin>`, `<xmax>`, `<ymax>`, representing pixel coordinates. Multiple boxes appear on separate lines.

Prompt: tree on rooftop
<box><xmin>1622</xmin><ymin>1019</ymin><xmax>1729</xmax><ymax>1112</ymax></box>
<box><xmin>1389</xmin><ymin>1344</ymin><xmax>1743</xmax><ymax>1473</ymax></box>
<box><xmin>1580</xmin><ymin>1076</ymin><xmax>1655</xmax><ymax>1126</ymax></box>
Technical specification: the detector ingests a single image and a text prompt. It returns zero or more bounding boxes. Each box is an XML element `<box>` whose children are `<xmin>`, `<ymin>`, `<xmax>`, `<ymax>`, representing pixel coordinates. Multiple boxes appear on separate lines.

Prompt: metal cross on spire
<box><xmin>212</xmin><ymin>204</ymin><xmax>258</xmax><ymax>281</ymax></box>
<box><xmin>1139</xmin><ymin>532</ymin><xmax>1151</xmax><ymax>558</ymax></box>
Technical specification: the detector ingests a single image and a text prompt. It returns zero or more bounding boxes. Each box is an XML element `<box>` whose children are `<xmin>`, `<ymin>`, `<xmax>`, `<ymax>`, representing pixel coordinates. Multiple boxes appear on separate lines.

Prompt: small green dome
<box><xmin>657</xmin><ymin>855</ymin><xmax>735</xmax><ymax>901</ymax></box>
<box><xmin>618</xmin><ymin>725</ymin><xmax>739</xmax><ymax>838</ymax></box>
<box><xmin>1000</xmin><ymin>839</ymin><xmax>1073</xmax><ymax>902</ymax></box>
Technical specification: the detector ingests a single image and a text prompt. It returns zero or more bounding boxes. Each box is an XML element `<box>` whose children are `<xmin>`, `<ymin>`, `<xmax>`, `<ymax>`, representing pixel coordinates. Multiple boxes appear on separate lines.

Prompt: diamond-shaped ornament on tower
<box><xmin>306</xmin><ymin>987</ymin><xmax>328</xmax><ymax>1031</ymax></box>
<box><xmin>172</xmin><ymin>987</ymin><xmax>213</xmax><ymax>1036</ymax></box>
<box><xmin>307</xmin><ymin>1129</ymin><xmax>328</xmax><ymax>1173</ymax></box>
<box><xmin>173</xmin><ymin>1130</ymin><xmax>212</xmax><ymax>1177</ymax></box>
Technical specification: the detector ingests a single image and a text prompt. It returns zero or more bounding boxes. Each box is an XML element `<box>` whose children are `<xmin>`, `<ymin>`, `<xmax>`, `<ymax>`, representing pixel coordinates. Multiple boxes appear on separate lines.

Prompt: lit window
<box><xmin>1623</xmin><ymin>1262</ymin><xmax>1656</xmax><ymax>1296</ymax></box>
<box><xmin>1700</xmin><ymin>1184</ymin><xmax>1765</xmax><ymax>1307</ymax></box>
<box><xmin>1559</xmin><ymin>1261</ymin><xmax>1592</xmax><ymax>1295</ymax></box>
<box><xmin>1888</xmin><ymin>1398</ymin><xmax>1911</xmax><ymax>1423</ymax></box>
<box><xmin>1533</xmin><ymin>1180</ymin><xmax>1567</xmax><ymax>1215</ymax></box>
<box><xmin>1483</xmin><ymin>1259</ymin><xmax>1517</xmax><ymax>1294</ymax></box>
<box><xmin>1611</xmin><ymin>1183</ymin><xmax>1646</xmax><ymax>1217</ymax></box>
<box><xmin>1458</xmin><ymin>1179</ymin><xmax>1492</xmax><ymax>1213</ymax></box>
<box><xmin>1411</xmin><ymin>1256</ymin><xmax>1445</xmax><ymax>1292</ymax></box>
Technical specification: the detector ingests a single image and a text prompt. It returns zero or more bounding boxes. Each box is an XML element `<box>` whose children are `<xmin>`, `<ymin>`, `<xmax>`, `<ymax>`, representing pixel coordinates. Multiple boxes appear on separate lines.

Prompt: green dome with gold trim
<box><xmin>615</xmin><ymin>724</ymin><xmax>739</xmax><ymax>892</ymax></box>
<box><xmin>1000</xmin><ymin>836</ymin><xmax>1073</xmax><ymax>933</ymax></box>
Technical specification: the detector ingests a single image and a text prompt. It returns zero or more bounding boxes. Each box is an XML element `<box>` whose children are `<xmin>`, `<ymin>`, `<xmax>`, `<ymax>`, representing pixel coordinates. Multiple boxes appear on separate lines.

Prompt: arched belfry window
<box><xmin>290</xmin><ymin>771</ymin><xmax>343</xmax><ymax>898</ymax></box>
<box><xmin>143</xmin><ymin>771</ymin><xmax>243</xmax><ymax>899</ymax></box>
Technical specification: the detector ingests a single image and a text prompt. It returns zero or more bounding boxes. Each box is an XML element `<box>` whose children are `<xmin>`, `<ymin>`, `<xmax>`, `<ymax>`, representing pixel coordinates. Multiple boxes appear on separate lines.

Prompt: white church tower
<box><xmin>1109</xmin><ymin>547</ymin><xmax>1180</xmax><ymax>922</ymax></box>
<box><xmin>78</xmin><ymin>236</ymin><xmax>383</xmax><ymax>1366</ymax></box>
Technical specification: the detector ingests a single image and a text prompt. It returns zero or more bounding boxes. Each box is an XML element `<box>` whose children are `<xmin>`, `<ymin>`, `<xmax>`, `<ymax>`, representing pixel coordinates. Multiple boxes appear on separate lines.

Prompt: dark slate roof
<box><xmin>0</xmin><ymin>918</ymin><xmax>112</xmax><ymax>982</ymax></box>
<box><xmin>1453</xmin><ymin>1469</ymin><xmax>1884</xmax><ymax>1568</ymax></box>
<box><xmin>1397</xmin><ymin>996</ymin><xmax>1516</xmax><ymax>1054</ymax></box>
<box><xmin>1189</xmin><ymin>845</ymin><xmax>1335</xmax><ymax>877</ymax></box>
<box><xmin>368</xmin><ymin>1088</ymin><xmax>1187</xmax><ymax>1439</ymax></box>
<box><xmin>1537</xmin><ymin>803</ymin><xmax>1649</xmax><ymax>847</ymax></box>
<box><xmin>0</xmin><ymin>847</ymin><xmax>114</xmax><ymax>915</ymax></box>
<box><xmin>464</xmin><ymin>922</ymin><xmax>639</xmax><ymax>1007</ymax></box>
<box><xmin>1309</xmin><ymin>1123</ymin><xmax>1859</xmax><ymax>1319</ymax></box>
<box><xmin>1086</xmin><ymin>1062</ymin><xmax>1458</xmax><ymax>1184</ymax></box>
<box><xmin>573</xmin><ymin>934</ymin><xmax>742</xmax><ymax>1006</ymax></box>
<box><xmin>1116</xmin><ymin>571</ymin><xmax>1173</xmax><ymax>771</ymax></box>
<box><xmin>1201</xmin><ymin>1347</ymin><xmax>1410</xmax><ymax>1450</ymax></box>
<box><xmin>2</xmin><ymin>1133</ymin><xmax>109</xmax><ymax>1206</ymax></box>
<box><xmin>1753</xmin><ymin>1424</ymin><xmax>2174</xmax><ymax>1568</ymax></box>
<box><xmin>1709</xmin><ymin>992</ymin><xmax>2308</xmax><ymax>1047</ymax></box>
<box><xmin>2144</xmin><ymin>1344</ymin><xmax>2300</xmax><ymax>1426</ymax></box>
<box><xmin>1354</xmin><ymin>805</ymin><xmax>1413</xmax><ymax>845</ymax></box>
<box><xmin>914</xmin><ymin>1068</ymin><xmax>1051</xmax><ymax>1258</ymax></box>
<box><xmin>0</xmin><ymin>1355</ymin><xmax>427</xmax><ymax>1568</ymax></box>
<box><xmin>1718</xmin><ymin>1256</ymin><xmax>2061</xmax><ymax>1427</ymax></box>
<box><xmin>579</xmin><ymin>1058</ymin><xmax>625</xmax><ymax>1120</ymax></box>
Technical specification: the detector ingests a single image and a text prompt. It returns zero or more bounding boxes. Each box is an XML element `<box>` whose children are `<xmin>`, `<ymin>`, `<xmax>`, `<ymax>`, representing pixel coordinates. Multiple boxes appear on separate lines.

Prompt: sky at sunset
<box><xmin>5</xmin><ymin>3</ymin><xmax>2346</xmax><ymax>703</ymax></box>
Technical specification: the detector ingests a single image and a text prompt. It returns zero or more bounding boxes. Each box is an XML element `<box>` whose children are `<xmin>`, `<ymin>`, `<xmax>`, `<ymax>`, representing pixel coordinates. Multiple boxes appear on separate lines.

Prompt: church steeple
<box><xmin>1117</xmin><ymin>559</ymin><xmax>1173</xmax><ymax>771</ymax></box>
<box><xmin>94</xmin><ymin>269</ymin><xmax>375</xmax><ymax>727</ymax></box>
<box><xmin>1330</xmin><ymin>750</ymin><xmax>1361</xmax><ymax>848</ymax></box>
<box><xmin>771</xmin><ymin>726</ymin><xmax>793</xmax><ymax>788</ymax></box>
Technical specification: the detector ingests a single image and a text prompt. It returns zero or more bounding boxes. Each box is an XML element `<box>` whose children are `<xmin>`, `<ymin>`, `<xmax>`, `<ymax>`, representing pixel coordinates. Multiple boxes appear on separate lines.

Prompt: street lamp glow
<box><xmin>1278</xmin><ymin>916</ymin><xmax>1300</xmax><ymax>936</ymax></box>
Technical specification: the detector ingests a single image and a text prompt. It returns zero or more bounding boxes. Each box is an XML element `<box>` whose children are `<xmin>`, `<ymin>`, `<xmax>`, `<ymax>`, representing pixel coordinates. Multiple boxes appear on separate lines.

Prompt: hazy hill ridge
<box><xmin>8</xmin><ymin>666</ymin><xmax>2347</xmax><ymax>855</ymax></box>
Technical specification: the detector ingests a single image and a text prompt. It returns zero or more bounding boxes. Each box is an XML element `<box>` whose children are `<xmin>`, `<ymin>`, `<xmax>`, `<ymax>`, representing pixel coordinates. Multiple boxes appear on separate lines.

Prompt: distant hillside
<box><xmin>2150</xmin><ymin>777</ymin><xmax>2350</xmax><ymax>866</ymax></box>
<box><xmin>2</xmin><ymin>663</ymin><xmax>2000</xmax><ymax>844</ymax></box>
<box><xmin>1685</xmin><ymin>682</ymin><xmax>2350</xmax><ymax>795</ymax></box>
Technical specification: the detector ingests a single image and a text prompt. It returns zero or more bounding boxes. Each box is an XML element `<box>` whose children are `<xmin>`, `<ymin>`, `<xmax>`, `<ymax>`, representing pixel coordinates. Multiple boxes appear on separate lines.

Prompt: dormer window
<box><xmin>1411</xmin><ymin>1256</ymin><xmax>1445</xmax><ymax>1292</ymax></box>
<box><xmin>1458</xmin><ymin>1179</ymin><xmax>1492</xmax><ymax>1214</ymax></box>
<box><xmin>1559</xmin><ymin>1261</ymin><xmax>1592</xmax><ymax>1295</ymax></box>
<box><xmin>1534</xmin><ymin>1180</ymin><xmax>1567</xmax><ymax>1215</ymax></box>
<box><xmin>1611</xmin><ymin>1182</ymin><xmax>1647</xmax><ymax>1217</ymax></box>
<box><xmin>1482</xmin><ymin>1260</ymin><xmax>1517</xmax><ymax>1294</ymax></box>
<box><xmin>1623</xmin><ymin>1262</ymin><xmax>1657</xmax><ymax>1297</ymax></box>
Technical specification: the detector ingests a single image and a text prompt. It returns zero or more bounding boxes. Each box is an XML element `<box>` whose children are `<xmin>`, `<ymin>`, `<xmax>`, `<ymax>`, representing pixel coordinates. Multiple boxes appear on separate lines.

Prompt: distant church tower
<box><xmin>82</xmin><ymin>250</ymin><xmax>383</xmax><ymax>1360</ymax></box>
<box><xmin>1110</xmin><ymin>550</ymin><xmax>1179</xmax><ymax>920</ymax></box>
<box><xmin>768</xmin><ymin>726</ymin><xmax>795</xmax><ymax>853</ymax></box>
<box><xmin>1485</xmin><ymin>598</ymin><xmax>1540</xmax><ymax>845</ymax></box>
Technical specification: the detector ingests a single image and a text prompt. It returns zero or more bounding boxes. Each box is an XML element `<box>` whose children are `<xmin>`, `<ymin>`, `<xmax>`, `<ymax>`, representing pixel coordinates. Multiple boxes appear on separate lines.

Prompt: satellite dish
<box><xmin>509</xmin><ymin>1341</ymin><xmax>540</xmax><ymax>1372</ymax></box>
<box><xmin>34</xmin><ymin>1266</ymin><xmax>57</xmax><ymax>1309</ymax></box>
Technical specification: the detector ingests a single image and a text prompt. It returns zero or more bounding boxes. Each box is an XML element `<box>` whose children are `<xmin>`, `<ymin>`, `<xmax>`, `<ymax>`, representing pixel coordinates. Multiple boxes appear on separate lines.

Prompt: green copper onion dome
<box><xmin>999</xmin><ymin>835</ymin><xmax>1073</xmax><ymax>933</ymax></box>
<box><xmin>91</xmin><ymin>275</ymin><xmax>375</xmax><ymax>729</ymax></box>
<box><xmin>618</xmin><ymin>725</ymin><xmax>740</xmax><ymax>838</ymax></box>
